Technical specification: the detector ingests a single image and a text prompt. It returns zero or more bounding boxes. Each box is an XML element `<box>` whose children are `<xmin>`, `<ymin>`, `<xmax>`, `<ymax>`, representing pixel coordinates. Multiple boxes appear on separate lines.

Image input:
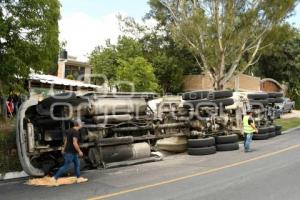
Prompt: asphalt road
<box><xmin>1</xmin><ymin>128</ymin><xmax>300</xmax><ymax>200</ymax></box>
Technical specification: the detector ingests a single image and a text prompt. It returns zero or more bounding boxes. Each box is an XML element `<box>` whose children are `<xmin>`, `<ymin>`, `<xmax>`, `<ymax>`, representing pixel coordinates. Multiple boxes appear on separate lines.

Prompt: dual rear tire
<box><xmin>252</xmin><ymin>125</ymin><xmax>282</xmax><ymax>140</ymax></box>
<box><xmin>187</xmin><ymin>134</ymin><xmax>239</xmax><ymax>155</ymax></box>
<box><xmin>215</xmin><ymin>134</ymin><xmax>239</xmax><ymax>151</ymax></box>
<box><xmin>187</xmin><ymin>137</ymin><xmax>216</xmax><ymax>155</ymax></box>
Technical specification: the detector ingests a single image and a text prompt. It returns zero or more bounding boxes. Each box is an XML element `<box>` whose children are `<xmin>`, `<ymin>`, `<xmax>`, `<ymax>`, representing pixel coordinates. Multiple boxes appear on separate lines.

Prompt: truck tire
<box><xmin>215</xmin><ymin>134</ymin><xmax>239</xmax><ymax>144</ymax></box>
<box><xmin>258</xmin><ymin>127</ymin><xmax>269</xmax><ymax>134</ymax></box>
<box><xmin>275</xmin><ymin>125</ymin><xmax>282</xmax><ymax>131</ymax></box>
<box><xmin>268</xmin><ymin>92</ymin><xmax>283</xmax><ymax>98</ymax></box>
<box><xmin>275</xmin><ymin>131</ymin><xmax>282</xmax><ymax>136</ymax></box>
<box><xmin>248</xmin><ymin>93</ymin><xmax>268</xmax><ymax>100</ymax></box>
<box><xmin>216</xmin><ymin>143</ymin><xmax>239</xmax><ymax>151</ymax></box>
<box><xmin>268</xmin><ymin>126</ymin><xmax>276</xmax><ymax>132</ymax></box>
<box><xmin>249</xmin><ymin>100</ymin><xmax>268</xmax><ymax>106</ymax></box>
<box><xmin>269</xmin><ymin>131</ymin><xmax>276</xmax><ymax>138</ymax></box>
<box><xmin>267</xmin><ymin>98</ymin><xmax>276</xmax><ymax>104</ymax></box>
<box><xmin>208</xmin><ymin>91</ymin><xmax>233</xmax><ymax>99</ymax></box>
<box><xmin>274</xmin><ymin>98</ymin><xmax>284</xmax><ymax>103</ymax></box>
<box><xmin>215</xmin><ymin>98</ymin><xmax>234</xmax><ymax>106</ymax></box>
<box><xmin>187</xmin><ymin>137</ymin><xmax>215</xmax><ymax>148</ymax></box>
<box><xmin>183</xmin><ymin>99</ymin><xmax>217</xmax><ymax>109</ymax></box>
<box><xmin>253</xmin><ymin>133</ymin><xmax>269</xmax><ymax>140</ymax></box>
<box><xmin>188</xmin><ymin>146</ymin><xmax>217</xmax><ymax>155</ymax></box>
<box><xmin>182</xmin><ymin>91</ymin><xmax>209</xmax><ymax>100</ymax></box>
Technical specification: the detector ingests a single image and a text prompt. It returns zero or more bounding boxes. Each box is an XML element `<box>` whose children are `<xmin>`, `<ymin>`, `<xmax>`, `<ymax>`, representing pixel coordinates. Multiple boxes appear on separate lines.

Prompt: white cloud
<box><xmin>59</xmin><ymin>12</ymin><xmax>123</xmax><ymax>61</ymax></box>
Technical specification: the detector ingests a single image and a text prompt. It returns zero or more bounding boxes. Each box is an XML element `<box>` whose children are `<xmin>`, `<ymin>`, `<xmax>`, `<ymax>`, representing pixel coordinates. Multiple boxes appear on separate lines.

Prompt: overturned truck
<box><xmin>17</xmin><ymin>92</ymin><xmax>189</xmax><ymax>176</ymax></box>
<box><xmin>17</xmin><ymin>90</ymin><xmax>283</xmax><ymax>176</ymax></box>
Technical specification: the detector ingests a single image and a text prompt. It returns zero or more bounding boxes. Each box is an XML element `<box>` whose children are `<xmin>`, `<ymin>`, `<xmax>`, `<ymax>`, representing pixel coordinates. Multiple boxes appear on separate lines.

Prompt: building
<box><xmin>183</xmin><ymin>72</ymin><xmax>284</xmax><ymax>93</ymax></box>
<box><xmin>28</xmin><ymin>73</ymin><xmax>108</xmax><ymax>100</ymax></box>
<box><xmin>57</xmin><ymin>56</ymin><xmax>92</xmax><ymax>84</ymax></box>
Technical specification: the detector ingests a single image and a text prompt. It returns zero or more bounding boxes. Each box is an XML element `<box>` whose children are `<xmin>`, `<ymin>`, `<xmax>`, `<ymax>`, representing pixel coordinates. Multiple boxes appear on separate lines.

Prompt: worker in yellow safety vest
<box><xmin>243</xmin><ymin>110</ymin><xmax>258</xmax><ymax>152</ymax></box>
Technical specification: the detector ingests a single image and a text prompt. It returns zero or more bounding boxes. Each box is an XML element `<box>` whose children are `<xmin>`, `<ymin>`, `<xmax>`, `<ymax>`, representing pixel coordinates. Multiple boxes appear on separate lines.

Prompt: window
<box><xmin>65</xmin><ymin>65</ymin><xmax>85</xmax><ymax>81</ymax></box>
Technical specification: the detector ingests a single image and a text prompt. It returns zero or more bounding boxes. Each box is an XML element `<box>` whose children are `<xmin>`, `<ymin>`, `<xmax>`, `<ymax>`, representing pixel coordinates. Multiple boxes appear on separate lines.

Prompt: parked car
<box><xmin>275</xmin><ymin>97</ymin><xmax>295</xmax><ymax>114</ymax></box>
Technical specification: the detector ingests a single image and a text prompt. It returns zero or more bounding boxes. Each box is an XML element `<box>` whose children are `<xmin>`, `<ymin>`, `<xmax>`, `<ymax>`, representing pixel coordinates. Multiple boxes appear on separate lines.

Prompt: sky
<box><xmin>59</xmin><ymin>0</ymin><xmax>300</xmax><ymax>61</ymax></box>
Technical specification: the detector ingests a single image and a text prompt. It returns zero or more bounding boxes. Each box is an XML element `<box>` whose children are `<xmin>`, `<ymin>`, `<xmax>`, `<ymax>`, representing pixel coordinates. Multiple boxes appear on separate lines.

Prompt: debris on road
<box><xmin>26</xmin><ymin>176</ymin><xmax>88</xmax><ymax>187</ymax></box>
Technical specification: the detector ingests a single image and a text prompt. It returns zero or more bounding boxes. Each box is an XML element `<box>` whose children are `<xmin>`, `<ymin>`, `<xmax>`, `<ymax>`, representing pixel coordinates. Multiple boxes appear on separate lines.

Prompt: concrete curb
<box><xmin>0</xmin><ymin>171</ymin><xmax>28</xmax><ymax>181</ymax></box>
<box><xmin>1</xmin><ymin>125</ymin><xmax>300</xmax><ymax>181</ymax></box>
<box><xmin>282</xmin><ymin>125</ymin><xmax>300</xmax><ymax>134</ymax></box>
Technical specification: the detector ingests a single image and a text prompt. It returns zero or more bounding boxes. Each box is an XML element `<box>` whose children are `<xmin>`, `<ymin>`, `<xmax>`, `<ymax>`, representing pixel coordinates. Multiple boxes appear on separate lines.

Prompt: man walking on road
<box><xmin>51</xmin><ymin>119</ymin><xmax>87</xmax><ymax>185</ymax></box>
<box><xmin>243</xmin><ymin>110</ymin><xmax>258</xmax><ymax>152</ymax></box>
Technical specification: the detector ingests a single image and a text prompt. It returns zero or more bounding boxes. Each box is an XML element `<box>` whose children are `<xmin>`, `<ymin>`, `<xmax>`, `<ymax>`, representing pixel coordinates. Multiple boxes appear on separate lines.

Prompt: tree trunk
<box><xmin>0</xmin><ymin>96</ymin><xmax>7</xmax><ymax>119</ymax></box>
<box><xmin>213</xmin><ymin>77</ymin><xmax>225</xmax><ymax>90</ymax></box>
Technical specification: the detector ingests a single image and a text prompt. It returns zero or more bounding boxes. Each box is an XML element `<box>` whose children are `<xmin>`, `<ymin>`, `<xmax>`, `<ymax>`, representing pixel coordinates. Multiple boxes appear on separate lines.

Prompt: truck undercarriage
<box><xmin>16</xmin><ymin>91</ymin><xmax>283</xmax><ymax>176</ymax></box>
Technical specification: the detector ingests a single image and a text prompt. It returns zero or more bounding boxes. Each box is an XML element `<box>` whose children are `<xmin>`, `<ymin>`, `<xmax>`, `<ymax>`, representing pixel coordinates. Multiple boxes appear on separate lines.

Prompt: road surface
<box><xmin>1</xmin><ymin>128</ymin><xmax>300</xmax><ymax>200</ymax></box>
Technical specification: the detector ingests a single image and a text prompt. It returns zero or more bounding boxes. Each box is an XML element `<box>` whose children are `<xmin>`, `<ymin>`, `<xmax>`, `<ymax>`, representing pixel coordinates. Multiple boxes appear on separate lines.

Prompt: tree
<box><xmin>141</xmin><ymin>31</ymin><xmax>200</xmax><ymax>93</ymax></box>
<box><xmin>118</xmin><ymin>16</ymin><xmax>200</xmax><ymax>94</ymax></box>
<box><xmin>252</xmin><ymin>31</ymin><xmax>300</xmax><ymax>100</ymax></box>
<box><xmin>0</xmin><ymin>0</ymin><xmax>60</xmax><ymax>95</ymax></box>
<box><xmin>149</xmin><ymin>0</ymin><xmax>297</xmax><ymax>89</ymax></box>
<box><xmin>117</xmin><ymin>57</ymin><xmax>159</xmax><ymax>92</ymax></box>
<box><xmin>90</xmin><ymin>37</ymin><xmax>144</xmax><ymax>86</ymax></box>
<box><xmin>89</xmin><ymin>40</ymin><xmax>119</xmax><ymax>85</ymax></box>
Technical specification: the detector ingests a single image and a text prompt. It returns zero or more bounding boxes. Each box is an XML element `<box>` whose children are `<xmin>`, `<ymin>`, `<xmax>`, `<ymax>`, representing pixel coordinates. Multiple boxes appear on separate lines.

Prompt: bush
<box><xmin>0</xmin><ymin>122</ymin><xmax>22</xmax><ymax>174</ymax></box>
<box><xmin>294</xmin><ymin>96</ymin><xmax>300</xmax><ymax>110</ymax></box>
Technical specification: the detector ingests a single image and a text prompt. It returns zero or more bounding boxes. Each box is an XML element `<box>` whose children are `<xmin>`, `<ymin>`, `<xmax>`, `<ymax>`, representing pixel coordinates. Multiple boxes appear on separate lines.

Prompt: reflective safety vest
<box><xmin>243</xmin><ymin>115</ymin><xmax>255</xmax><ymax>133</ymax></box>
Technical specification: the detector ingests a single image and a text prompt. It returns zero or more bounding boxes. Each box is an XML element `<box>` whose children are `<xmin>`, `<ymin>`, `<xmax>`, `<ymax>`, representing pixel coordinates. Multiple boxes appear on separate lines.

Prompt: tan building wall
<box><xmin>260</xmin><ymin>78</ymin><xmax>283</xmax><ymax>92</ymax></box>
<box><xmin>57</xmin><ymin>58</ymin><xmax>91</xmax><ymax>84</ymax></box>
<box><xmin>184</xmin><ymin>73</ymin><xmax>263</xmax><ymax>92</ymax></box>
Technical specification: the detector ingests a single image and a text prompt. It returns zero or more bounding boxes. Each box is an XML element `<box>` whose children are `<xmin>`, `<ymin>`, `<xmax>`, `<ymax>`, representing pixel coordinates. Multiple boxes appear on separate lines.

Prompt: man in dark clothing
<box><xmin>51</xmin><ymin>119</ymin><xmax>87</xmax><ymax>185</ymax></box>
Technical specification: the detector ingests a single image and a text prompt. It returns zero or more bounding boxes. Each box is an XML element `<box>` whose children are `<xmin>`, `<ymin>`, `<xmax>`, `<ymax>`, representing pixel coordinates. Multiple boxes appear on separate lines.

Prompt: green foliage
<box><xmin>251</xmin><ymin>29</ymin><xmax>300</xmax><ymax>100</ymax></box>
<box><xmin>90</xmin><ymin>37</ymin><xmax>144</xmax><ymax>86</ymax></box>
<box><xmin>275</xmin><ymin>117</ymin><xmax>300</xmax><ymax>131</ymax></box>
<box><xmin>0</xmin><ymin>118</ymin><xmax>22</xmax><ymax>173</ymax></box>
<box><xmin>117</xmin><ymin>57</ymin><xmax>159</xmax><ymax>92</ymax></box>
<box><xmin>295</xmin><ymin>97</ymin><xmax>300</xmax><ymax>110</ymax></box>
<box><xmin>90</xmin><ymin>37</ymin><xmax>160</xmax><ymax>92</ymax></box>
<box><xmin>141</xmin><ymin>32</ymin><xmax>200</xmax><ymax>93</ymax></box>
<box><xmin>66</xmin><ymin>74</ymin><xmax>74</xmax><ymax>80</ymax></box>
<box><xmin>117</xmin><ymin>15</ymin><xmax>200</xmax><ymax>94</ymax></box>
<box><xmin>0</xmin><ymin>0</ymin><xmax>60</xmax><ymax>95</ymax></box>
<box><xmin>148</xmin><ymin>0</ymin><xmax>298</xmax><ymax>89</ymax></box>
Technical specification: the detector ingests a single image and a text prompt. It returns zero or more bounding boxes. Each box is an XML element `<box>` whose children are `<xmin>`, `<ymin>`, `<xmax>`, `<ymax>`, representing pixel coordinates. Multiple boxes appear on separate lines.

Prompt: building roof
<box><xmin>261</xmin><ymin>78</ymin><xmax>283</xmax><ymax>89</ymax></box>
<box><xmin>29</xmin><ymin>73</ymin><xmax>106</xmax><ymax>90</ymax></box>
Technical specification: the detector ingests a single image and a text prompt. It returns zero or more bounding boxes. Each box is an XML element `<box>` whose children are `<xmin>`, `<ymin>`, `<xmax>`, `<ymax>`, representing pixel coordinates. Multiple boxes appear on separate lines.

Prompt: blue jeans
<box><xmin>54</xmin><ymin>153</ymin><xmax>80</xmax><ymax>179</ymax></box>
<box><xmin>244</xmin><ymin>133</ymin><xmax>253</xmax><ymax>152</ymax></box>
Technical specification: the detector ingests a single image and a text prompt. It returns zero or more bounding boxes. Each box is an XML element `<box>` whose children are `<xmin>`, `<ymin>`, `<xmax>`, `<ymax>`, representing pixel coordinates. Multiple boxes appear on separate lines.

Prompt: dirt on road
<box><xmin>281</xmin><ymin>110</ymin><xmax>300</xmax><ymax>119</ymax></box>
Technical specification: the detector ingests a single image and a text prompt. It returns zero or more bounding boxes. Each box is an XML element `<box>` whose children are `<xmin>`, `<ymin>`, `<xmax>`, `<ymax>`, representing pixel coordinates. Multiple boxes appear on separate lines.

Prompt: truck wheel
<box><xmin>275</xmin><ymin>125</ymin><xmax>282</xmax><ymax>131</ymax></box>
<box><xmin>269</xmin><ymin>131</ymin><xmax>276</xmax><ymax>138</ymax></box>
<box><xmin>215</xmin><ymin>134</ymin><xmax>239</xmax><ymax>144</ymax></box>
<box><xmin>274</xmin><ymin>98</ymin><xmax>284</xmax><ymax>103</ymax></box>
<box><xmin>208</xmin><ymin>91</ymin><xmax>233</xmax><ymax>99</ymax></box>
<box><xmin>267</xmin><ymin>98</ymin><xmax>276</xmax><ymax>104</ymax></box>
<box><xmin>247</xmin><ymin>93</ymin><xmax>268</xmax><ymax>100</ymax></box>
<box><xmin>268</xmin><ymin>126</ymin><xmax>276</xmax><ymax>132</ymax></box>
<box><xmin>182</xmin><ymin>91</ymin><xmax>209</xmax><ymax>100</ymax></box>
<box><xmin>183</xmin><ymin>99</ymin><xmax>217</xmax><ymax>109</ymax></box>
<box><xmin>249</xmin><ymin>100</ymin><xmax>268</xmax><ymax>106</ymax></box>
<box><xmin>268</xmin><ymin>92</ymin><xmax>283</xmax><ymax>98</ymax></box>
<box><xmin>216</xmin><ymin>143</ymin><xmax>239</xmax><ymax>151</ymax></box>
<box><xmin>275</xmin><ymin>131</ymin><xmax>282</xmax><ymax>136</ymax></box>
<box><xmin>188</xmin><ymin>146</ymin><xmax>216</xmax><ymax>156</ymax></box>
<box><xmin>253</xmin><ymin>133</ymin><xmax>269</xmax><ymax>140</ymax></box>
<box><xmin>187</xmin><ymin>137</ymin><xmax>215</xmax><ymax>148</ymax></box>
<box><xmin>258</xmin><ymin>127</ymin><xmax>269</xmax><ymax>134</ymax></box>
<box><xmin>215</xmin><ymin>98</ymin><xmax>234</xmax><ymax>106</ymax></box>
